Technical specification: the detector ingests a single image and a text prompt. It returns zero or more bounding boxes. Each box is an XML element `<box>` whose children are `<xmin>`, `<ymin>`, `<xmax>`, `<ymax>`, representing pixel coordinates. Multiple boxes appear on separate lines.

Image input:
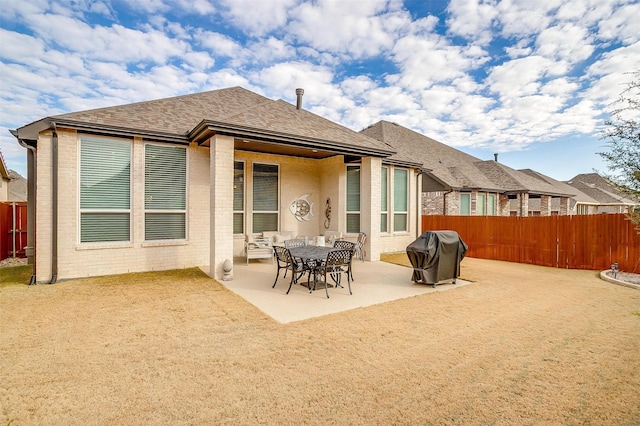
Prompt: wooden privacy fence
<box><xmin>422</xmin><ymin>214</ymin><xmax>640</xmax><ymax>272</ymax></box>
<box><xmin>0</xmin><ymin>202</ymin><xmax>28</xmax><ymax>260</ymax></box>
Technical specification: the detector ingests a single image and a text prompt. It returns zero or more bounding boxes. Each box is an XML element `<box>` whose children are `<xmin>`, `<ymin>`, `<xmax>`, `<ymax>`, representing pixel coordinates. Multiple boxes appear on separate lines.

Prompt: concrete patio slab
<box><xmin>219</xmin><ymin>258</ymin><xmax>471</xmax><ymax>323</ymax></box>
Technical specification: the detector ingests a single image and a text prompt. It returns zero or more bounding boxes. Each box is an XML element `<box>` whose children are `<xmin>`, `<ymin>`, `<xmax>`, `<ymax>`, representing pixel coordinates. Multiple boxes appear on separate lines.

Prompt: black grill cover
<box><xmin>406</xmin><ymin>230</ymin><xmax>468</xmax><ymax>284</ymax></box>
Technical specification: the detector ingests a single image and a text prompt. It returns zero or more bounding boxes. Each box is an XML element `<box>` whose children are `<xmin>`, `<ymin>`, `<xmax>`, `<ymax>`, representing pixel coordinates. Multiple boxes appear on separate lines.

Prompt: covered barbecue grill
<box><xmin>406</xmin><ymin>230</ymin><xmax>468</xmax><ymax>287</ymax></box>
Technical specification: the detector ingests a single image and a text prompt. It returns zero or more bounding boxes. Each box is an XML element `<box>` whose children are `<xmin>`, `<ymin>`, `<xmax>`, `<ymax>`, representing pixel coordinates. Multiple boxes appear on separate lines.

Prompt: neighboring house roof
<box><xmin>13</xmin><ymin>86</ymin><xmax>399</xmax><ymax>161</ymax></box>
<box><xmin>565</xmin><ymin>173</ymin><xmax>639</xmax><ymax>206</ymax></box>
<box><xmin>0</xmin><ymin>150</ymin><xmax>9</xmax><ymax>180</ymax></box>
<box><xmin>519</xmin><ymin>169</ymin><xmax>597</xmax><ymax>204</ymax></box>
<box><xmin>474</xmin><ymin>162</ymin><xmax>572</xmax><ymax>197</ymax></box>
<box><xmin>7</xmin><ymin>170</ymin><xmax>27</xmax><ymax>201</ymax></box>
<box><xmin>361</xmin><ymin>120</ymin><xmax>573</xmax><ymax>197</ymax></box>
<box><xmin>361</xmin><ymin>120</ymin><xmax>499</xmax><ymax>190</ymax></box>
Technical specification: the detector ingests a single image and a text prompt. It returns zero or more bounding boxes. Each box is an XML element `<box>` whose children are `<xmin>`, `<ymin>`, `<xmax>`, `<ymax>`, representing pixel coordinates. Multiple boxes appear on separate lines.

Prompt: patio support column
<box><xmin>540</xmin><ymin>195</ymin><xmax>551</xmax><ymax>216</ymax></box>
<box><xmin>360</xmin><ymin>157</ymin><xmax>381</xmax><ymax>261</ymax></box>
<box><xmin>209</xmin><ymin>134</ymin><xmax>234</xmax><ymax>280</ymax></box>
<box><xmin>518</xmin><ymin>193</ymin><xmax>529</xmax><ymax>217</ymax></box>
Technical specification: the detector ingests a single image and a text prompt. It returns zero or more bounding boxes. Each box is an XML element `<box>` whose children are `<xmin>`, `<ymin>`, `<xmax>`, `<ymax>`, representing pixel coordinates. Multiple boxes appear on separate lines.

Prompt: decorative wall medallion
<box><xmin>290</xmin><ymin>194</ymin><xmax>314</xmax><ymax>221</ymax></box>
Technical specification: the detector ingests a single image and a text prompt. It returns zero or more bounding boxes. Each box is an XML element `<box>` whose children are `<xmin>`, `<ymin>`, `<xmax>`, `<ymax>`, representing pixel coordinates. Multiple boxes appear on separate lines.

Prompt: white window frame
<box><xmin>460</xmin><ymin>193</ymin><xmax>471</xmax><ymax>216</ymax></box>
<box><xmin>346</xmin><ymin>165</ymin><xmax>361</xmax><ymax>234</ymax></box>
<box><xmin>488</xmin><ymin>194</ymin><xmax>496</xmax><ymax>216</ymax></box>
<box><xmin>477</xmin><ymin>193</ymin><xmax>486</xmax><ymax>216</ymax></box>
<box><xmin>143</xmin><ymin>143</ymin><xmax>188</xmax><ymax>242</ymax></box>
<box><xmin>393</xmin><ymin>167</ymin><xmax>409</xmax><ymax>233</ymax></box>
<box><xmin>233</xmin><ymin>160</ymin><xmax>245</xmax><ymax>235</ymax></box>
<box><xmin>78</xmin><ymin>136</ymin><xmax>132</xmax><ymax>244</ymax></box>
<box><xmin>381</xmin><ymin>166</ymin><xmax>389</xmax><ymax>233</ymax></box>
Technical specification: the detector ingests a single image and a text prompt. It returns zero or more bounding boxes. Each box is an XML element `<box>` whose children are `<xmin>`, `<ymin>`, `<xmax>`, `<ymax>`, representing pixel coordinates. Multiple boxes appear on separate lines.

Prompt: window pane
<box><xmin>253</xmin><ymin>164</ymin><xmax>278</xmax><ymax>211</ymax></box>
<box><xmin>145</xmin><ymin>145</ymin><xmax>187</xmax><ymax>241</ymax></box>
<box><xmin>81</xmin><ymin>138</ymin><xmax>130</xmax><ymax>209</ymax></box>
<box><xmin>488</xmin><ymin>194</ymin><xmax>496</xmax><ymax>215</ymax></box>
<box><xmin>477</xmin><ymin>194</ymin><xmax>486</xmax><ymax>215</ymax></box>
<box><xmin>381</xmin><ymin>167</ymin><xmax>388</xmax><ymax>211</ymax></box>
<box><xmin>81</xmin><ymin>213</ymin><xmax>130</xmax><ymax>243</ymax></box>
<box><xmin>460</xmin><ymin>194</ymin><xmax>470</xmax><ymax>215</ymax></box>
<box><xmin>145</xmin><ymin>145</ymin><xmax>186</xmax><ymax>210</ymax></box>
<box><xmin>346</xmin><ymin>213</ymin><xmax>360</xmax><ymax>234</ymax></box>
<box><xmin>253</xmin><ymin>213</ymin><xmax>278</xmax><ymax>233</ymax></box>
<box><xmin>394</xmin><ymin>213</ymin><xmax>407</xmax><ymax>232</ymax></box>
<box><xmin>394</xmin><ymin>169</ymin><xmax>408</xmax><ymax>211</ymax></box>
<box><xmin>234</xmin><ymin>162</ymin><xmax>244</xmax><ymax>211</ymax></box>
<box><xmin>346</xmin><ymin>166</ymin><xmax>360</xmax><ymax>212</ymax></box>
<box><xmin>380</xmin><ymin>213</ymin><xmax>387</xmax><ymax>233</ymax></box>
<box><xmin>233</xmin><ymin>213</ymin><xmax>244</xmax><ymax>235</ymax></box>
<box><xmin>145</xmin><ymin>213</ymin><xmax>186</xmax><ymax>240</ymax></box>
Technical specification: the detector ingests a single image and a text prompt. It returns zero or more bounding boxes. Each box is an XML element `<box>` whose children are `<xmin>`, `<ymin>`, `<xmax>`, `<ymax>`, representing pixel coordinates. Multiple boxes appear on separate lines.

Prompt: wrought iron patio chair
<box><xmin>272</xmin><ymin>246</ymin><xmax>310</xmax><ymax>294</ymax></box>
<box><xmin>355</xmin><ymin>232</ymin><xmax>366</xmax><ymax>261</ymax></box>
<box><xmin>311</xmin><ymin>249</ymin><xmax>353</xmax><ymax>298</ymax></box>
<box><xmin>334</xmin><ymin>240</ymin><xmax>356</xmax><ymax>281</ymax></box>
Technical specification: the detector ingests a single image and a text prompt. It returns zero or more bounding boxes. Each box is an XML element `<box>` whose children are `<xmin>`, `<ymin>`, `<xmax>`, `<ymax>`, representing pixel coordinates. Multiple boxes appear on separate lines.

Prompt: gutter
<box><xmin>13</xmin><ymin>132</ymin><xmax>37</xmax><ymax>285</ymax></box>
<box><xmin>50</xmin><ymin>122</ymin><xmax>58</xmax><ymax>284</ymax></box>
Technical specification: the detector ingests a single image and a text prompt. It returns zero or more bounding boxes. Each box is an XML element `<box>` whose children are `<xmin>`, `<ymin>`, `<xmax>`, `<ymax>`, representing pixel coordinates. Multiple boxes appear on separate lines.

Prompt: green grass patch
<box><xmin>0</xmin><ymin>265</ymin><xmax>33</xmax><ymax>288</ymax></box>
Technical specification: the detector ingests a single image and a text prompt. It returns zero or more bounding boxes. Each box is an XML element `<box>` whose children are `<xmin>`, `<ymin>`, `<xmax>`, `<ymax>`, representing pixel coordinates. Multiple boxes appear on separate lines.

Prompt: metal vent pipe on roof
<box><xmin>494</xmin><ymin>153</ymin><xmax>499</xmax><ymax>162</ymax></box>
<box><xmin>296</xmin><ymin>88</ymin><xmax>304</xmax><ymax>110</ymax></box>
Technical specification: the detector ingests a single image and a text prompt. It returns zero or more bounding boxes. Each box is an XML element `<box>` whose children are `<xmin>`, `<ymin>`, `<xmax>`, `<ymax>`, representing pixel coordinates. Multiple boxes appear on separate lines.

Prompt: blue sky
<box><xmin>1</xmin><ymin>0</ymin><xmax>638</xmax><ymax>180</ymax></box>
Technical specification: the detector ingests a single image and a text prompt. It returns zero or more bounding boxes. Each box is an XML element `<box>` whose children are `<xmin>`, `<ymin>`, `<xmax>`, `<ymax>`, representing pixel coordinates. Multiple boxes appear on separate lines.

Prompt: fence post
<box><xmin>12</xmin><ymin>202</ymin><xmax>16</xmax><ymax>258</ymax></box>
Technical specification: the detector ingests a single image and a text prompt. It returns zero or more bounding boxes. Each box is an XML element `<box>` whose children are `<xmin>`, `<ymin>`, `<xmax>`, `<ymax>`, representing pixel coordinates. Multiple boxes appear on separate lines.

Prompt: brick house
<box><xmin>11</xmin><ymin>87</ymin><xmax>424</xmax><ymax>283</ymax></box>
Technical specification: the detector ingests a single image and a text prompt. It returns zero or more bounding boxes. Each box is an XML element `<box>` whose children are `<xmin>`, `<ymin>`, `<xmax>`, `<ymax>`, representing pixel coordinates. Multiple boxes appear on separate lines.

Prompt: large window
<box><xmin>460</xmin><ymin>193</ymin><xmax>470</xmax><ymax>215</ymax></box>
<box><xmin>393</xmin><ymin>168</ymin><xmax>408</xmax><ymax>232</ymax></box>
<box><xmin>80</xmin><ymin>137</ymin><xmax>131</xmax><ymax>243</ymax></box>
<box><xmin>252</xmin><ymin>163</ymin><xmax>279</xmax><ymax>233</ymax></box>
<box><xmin>144</xmin><ymin>144</ymin><xmax>186</xmax><ymax>240</ymax></box>
<box><xmin>380</xmin><ymin>166</ymin><xmax>388</xmax><ymax>233</ymax></box>
<box><xmin>346</xmin><ymin>165</ymin><xmax>360</xmax><ymax>233</ymax></box>
<box><xmin>477</xmin><ymin>194</ymin><xmax>486</xmax><ymax>215</ymax></box>
<box><xmin>233</xmin><ymin>161</ymin><xmax>245</xmax><ymax>235</ymax></box>
<box><xmin>488</xmin><ymin>194</ymin><xmax>496</xmax><ymax>216</ymax></box>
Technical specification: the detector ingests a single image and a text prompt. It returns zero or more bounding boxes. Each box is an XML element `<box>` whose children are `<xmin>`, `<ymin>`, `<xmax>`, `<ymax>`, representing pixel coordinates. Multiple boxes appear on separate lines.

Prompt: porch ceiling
<box><xmin>232</xmin><ymin>137</ymin><xmax>337</xmax><ymax>159</ymax></box>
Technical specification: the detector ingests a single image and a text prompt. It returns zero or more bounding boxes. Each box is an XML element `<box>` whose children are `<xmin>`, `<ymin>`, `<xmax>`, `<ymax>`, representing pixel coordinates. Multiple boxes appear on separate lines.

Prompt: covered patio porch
<box><xmin>217</xmin><ymin>257</ymin><xmax>471</xmax><ymax>323</ymax></box>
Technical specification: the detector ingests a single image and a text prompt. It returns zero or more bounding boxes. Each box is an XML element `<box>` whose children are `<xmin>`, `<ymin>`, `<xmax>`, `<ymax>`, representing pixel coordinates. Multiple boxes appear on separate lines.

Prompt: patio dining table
<box><xmin>288</xmin><ymin>245</ymin><xmax>338</xmax><ymax>292</ymax></box>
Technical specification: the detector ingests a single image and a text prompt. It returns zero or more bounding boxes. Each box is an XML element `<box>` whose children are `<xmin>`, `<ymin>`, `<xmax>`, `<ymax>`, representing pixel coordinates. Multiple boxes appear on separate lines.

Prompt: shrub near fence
<box><xmin>422</xmin><ymin>214</ymin><xmax>640</xmax><ymax>272</ymax></box>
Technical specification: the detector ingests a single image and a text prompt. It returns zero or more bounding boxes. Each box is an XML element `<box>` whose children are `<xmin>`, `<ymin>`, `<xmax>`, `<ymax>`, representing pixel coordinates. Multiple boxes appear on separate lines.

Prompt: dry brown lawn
<box><xmin>1</xmin><ymin>258</ymin><xmax>639</xmax><ymax>425</ymax></box>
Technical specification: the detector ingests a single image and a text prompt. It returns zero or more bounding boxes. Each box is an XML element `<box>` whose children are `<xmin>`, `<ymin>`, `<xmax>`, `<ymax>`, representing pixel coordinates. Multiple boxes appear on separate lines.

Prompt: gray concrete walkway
<box><xmin>219</xmin><ymin>258</ymin><xmax>471</xmax><ymax>323</ymax></box>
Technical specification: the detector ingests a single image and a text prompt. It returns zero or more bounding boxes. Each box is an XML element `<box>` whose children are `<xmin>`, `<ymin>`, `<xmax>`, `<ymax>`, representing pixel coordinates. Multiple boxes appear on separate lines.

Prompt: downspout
<box><xmin>16</xmin><ymin>136</ymin><xmax>37</xmax><ymax>285</ymax></box>
<box><xmin>416</xmin><ymin>171</ymin><xmax>423</xmax><ymax>239</ymax></box>
<box><xmin>50</xmin><ymin>122</ymin><xmax>58</xmax><ymax>284</ymax></box>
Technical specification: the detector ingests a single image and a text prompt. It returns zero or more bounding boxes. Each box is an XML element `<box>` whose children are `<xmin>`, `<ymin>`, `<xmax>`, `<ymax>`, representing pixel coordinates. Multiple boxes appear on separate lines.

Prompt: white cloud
<box><xmin>446</xmin><ymin>0</ymin><xmax>499</xmax><ymax>45</ymax></box>
<box><xmin>219</xmin><ymin>0</ymin><xmax>297</xmax><ymax>36</ymax></box>
<box><xmin>288</xmin><ymin>0</ymin><xmax>410</xmax><ymax>59</ymax></box>
<box><xmin>597</xmin><ymin>2</ymin><xmax>640</xmax><ymax>44</ymax></box>
<box><xmin>535</xmin><ymin>24</ymin><xmax>594</xmax><ymax>63</ymax></box>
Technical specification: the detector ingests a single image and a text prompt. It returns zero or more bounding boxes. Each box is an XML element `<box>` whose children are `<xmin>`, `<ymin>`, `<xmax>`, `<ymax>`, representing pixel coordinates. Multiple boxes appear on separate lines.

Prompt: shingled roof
<box><xmin>361</xmin><ymin>120</ymin><xmax>499</xmax><ymax>190</ymax></box>
<box><xmin>565</xmin><ymin>173</ymin><xmax>639</xmax><ymax>205</ymax></box>
<box><xmin>362</xmin><ymin>120</ymin><xmax>574</xmax><ymax>197</ymax></box>
<box><xmin>14</xmin><ymin>86</ymin><xmax>395</xmax><ymax>158</ymax></box>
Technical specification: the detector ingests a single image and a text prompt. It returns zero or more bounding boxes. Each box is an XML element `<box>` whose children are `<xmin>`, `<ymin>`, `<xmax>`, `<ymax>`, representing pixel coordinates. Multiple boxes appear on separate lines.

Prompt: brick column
<box><xmin>519</xmin><ymin>193</ymin><xmax>529</xmax><ymax>217</ymax></box>
<box><xmin>360</xmin><ymin>157</ymin><xmax>381</xmax><ymax>261</ymax></box>
<box><xmin>559</xmin><ymin>197</ymin><xmax>569</xmax><ymax>215</ymax></box>
<box><xmin>209</xmin><ymin>135</ymin><xmax>234</xmax><ymax>280</ymax></box>
<box><xmin>540</xmin><ymin>195</ymin><xmax>551</xmax><ymax>216</ymax></box>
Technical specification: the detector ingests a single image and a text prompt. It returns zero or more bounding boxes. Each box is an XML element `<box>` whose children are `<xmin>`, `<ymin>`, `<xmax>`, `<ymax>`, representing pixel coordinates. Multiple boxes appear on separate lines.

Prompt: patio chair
<box><xmin>272</xmin><ymin>246</ymin><xmax>310</xmax><ymax>294</ymax></box>
<box><xmin>334</xmin><ymin>240</ymin><xmax>356</xmax><ymax>281</ymax></box>
<box><xmin>312</xmin><ymin>249</ymin><xmax>353</xmax><ymax>298</ymax></box>
<box><xmin>355</xmin><ymin>232</ymin><xmax>366</xmax><ymax>261</ymax></box>
<box><xmin>284</xmin><ymin>239</ymin><xmax>306</xmax><ymax>249</ymax></box>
